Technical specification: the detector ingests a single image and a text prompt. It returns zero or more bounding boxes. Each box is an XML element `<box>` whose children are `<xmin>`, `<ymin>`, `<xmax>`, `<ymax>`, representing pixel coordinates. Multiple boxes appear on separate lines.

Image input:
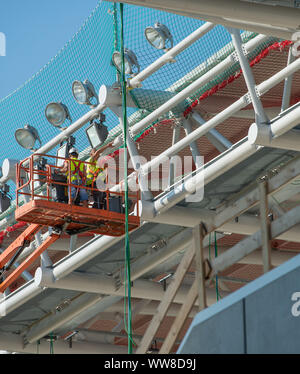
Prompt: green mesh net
<box><xmin>0</xmin><ymin>0</ymin><xmax>279</xmax><ymax>221</ymax></box>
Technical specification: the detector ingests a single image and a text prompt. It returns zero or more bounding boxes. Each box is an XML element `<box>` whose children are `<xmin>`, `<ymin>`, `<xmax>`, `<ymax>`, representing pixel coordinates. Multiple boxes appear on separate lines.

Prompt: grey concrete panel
<box><xmin>178</xmin><ymin>254</ymin><xmax>300</xmax><ymax>354</ymax></box>
<box><xmin>245</xmin><ymin>266</ymin><xmax>300</xmax><ymax>353</ymax></box>
<box><xmin>178</xmin><ymin>300</ymin><xmax>245</xmax><ymax>353</ymax></box>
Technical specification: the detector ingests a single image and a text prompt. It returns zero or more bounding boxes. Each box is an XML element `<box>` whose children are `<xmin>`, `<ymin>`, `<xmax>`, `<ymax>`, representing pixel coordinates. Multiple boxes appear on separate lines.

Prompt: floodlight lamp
<box><xmin>86</xmin><ymin>120</ymin><xmax>108</xmax><ymax>149</ymax></box>
<box><xmin>72</xmin><ymin>79</ymin><xmax>99</xmax><ymax>107</ymax></box>
<box><xmin>45</xmin><ymin>102</ymin><xmax>72</xmax><ymax>128</ymax></box>
<box><xmin>145</xmin><ymin>22</ymin><xmax>173</xmax><ymax>51</ymax></box>
<box><xmin>112</xmin><ymin>48</ymin><xmax>140</xmax><ymax>75</ymax></box>
<box><xmin>15</xmin><ymin>124</ymin><xmax>41</xmax><ymax>151</ymax></box>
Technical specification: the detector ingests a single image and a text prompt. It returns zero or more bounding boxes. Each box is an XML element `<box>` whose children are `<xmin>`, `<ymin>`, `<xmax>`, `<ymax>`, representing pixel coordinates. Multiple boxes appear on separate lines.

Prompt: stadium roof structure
<box><xmin>0</xmin><ymin>0</ymin><xmax>300</xmax><ymax>353</ymax></box>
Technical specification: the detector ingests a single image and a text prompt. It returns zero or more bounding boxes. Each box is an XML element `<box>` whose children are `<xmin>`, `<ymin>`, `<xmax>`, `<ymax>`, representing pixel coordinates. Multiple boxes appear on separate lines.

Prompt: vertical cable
<box><xmin>50</xmin><ymin>332</ymin><xmax>54</xmax><ymax>354</ymax></box>
<box><xmin>214</xmin><ymin>231</ymin><xmax>220</xmax><ymax>301</ymax></box>
<box><xmin>119</xmin><ymin>2</ymin><xmax>133</xmax><ymax>354</ymax></box>
<box><xmin>112</xmin><ymin>2</ymin><xmax>120</xmax><ymax>83</ymax></box>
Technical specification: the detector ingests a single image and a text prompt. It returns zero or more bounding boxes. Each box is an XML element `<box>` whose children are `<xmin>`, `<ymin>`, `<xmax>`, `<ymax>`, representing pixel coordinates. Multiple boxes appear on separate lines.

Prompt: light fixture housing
<box><xmin>145</xmin><ymin>22</ymin><xmax>173</xmax><ymax>51</ymax></box>
<box><xmin>0</xmin><ymin>185</ymin><xmax>11</xmax><ymax>213</ymax></box>
<box><xmin>72</xmin><ymin>80</ymin><xmax>99</xmax><ymax>107</ymax></box>
<box><xmin>86</xmin><ymin>118</ymin><xmax>108</xmax><ymax>149</ymax></box>
<box><xmin>112</xmin><ymin>48</ymin><xmax>140</xmax><ymax>75</ymax></box>
<box><xmin>56</xmin><ymin>136</ymin><xmax>76</xmax><ymax>167</ymax></box>
<box><xmin>45</xmin><ymin>102</ymin><xmax>71</xmax><ymax>128</ymax></box>
<box><xmin>15</xmin><ymin>124</ymin><xmax>41</xmax><ymax>150</ymax></box>
<box><xmin>56</xmin><ymin>143</ymin><xmax>69</xmax><ymax>168</ymax></box>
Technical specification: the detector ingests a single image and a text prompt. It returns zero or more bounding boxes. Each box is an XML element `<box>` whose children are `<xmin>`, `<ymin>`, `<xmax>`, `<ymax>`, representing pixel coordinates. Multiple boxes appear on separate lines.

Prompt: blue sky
<box><xmin>0</xmin><ymin>0</ymin><xmax>99</xmax><ymax>99</ymax></box>
<box><xmin>0</xmin><ymin>1</ymin><xmax>233</xmax><ymax>166</ymax></box>
<box><xmin>0</xmin><ymin>1</ymin><xmax>237</xmax><ymax>199</ymax></box>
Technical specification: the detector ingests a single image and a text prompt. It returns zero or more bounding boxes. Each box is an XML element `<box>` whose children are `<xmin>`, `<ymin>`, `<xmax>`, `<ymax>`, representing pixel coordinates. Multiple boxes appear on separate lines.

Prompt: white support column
<box><xmin>35</xmin><ymin>231</ymin><xmax>52</xmax><ymax>268</ymax></box>
<box><xmin>281</xmin><ymin>46</ymin><xmax>296</xmax><ymax>113</ymax></box>
<box><xmin>69</xmin><ymin>235</ymin><xmax>78</xmax><ymax>253</ymax></box>
<box><xmin>258</xmin><ymin>179</ymin><xmax>272</xmax><ymax>273</ymax></box>
<box><xmin>182</xmin><ymin>118</ymin><xmax>203</xmax><ymax>169</ymax></box>
<box><xmin>168</xmin><ymin>123</ymin><xmax>181</xmax><ymax>188</ymax></box>
<box><xmin>227</xmin><ymin>27</ymin><xmax>268</xmax><ymax>125</ymax></box>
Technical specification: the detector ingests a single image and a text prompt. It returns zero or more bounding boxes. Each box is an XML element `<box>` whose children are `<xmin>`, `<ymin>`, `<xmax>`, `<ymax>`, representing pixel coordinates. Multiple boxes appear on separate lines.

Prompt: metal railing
<box><xmin>16</xmin><ymin>153</ymin><xmax>140</xmax><ymax>217</ymax></box>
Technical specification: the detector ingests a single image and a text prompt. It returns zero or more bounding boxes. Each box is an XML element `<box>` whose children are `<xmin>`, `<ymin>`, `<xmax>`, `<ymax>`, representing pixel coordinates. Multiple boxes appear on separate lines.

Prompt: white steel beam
<box><xmin>0</xmin><ymin>234</ymin><xmax>124</xmax><ymax>317</ymax></box>
<box><xmin>35</xmin><ymin>268</ymin><xmax>225</xmax><ymax>307</ymax></box>
<box><xmin>230</xmin><ymin>107</ymin><xmax>280</xmax><ymax>120</ymax></box>
<box><xmin>92</xmin><ymin>292</ymin><xmax>226</xmax><ymax>320</ymax></box>
<box><xmin>214</xmin><ymin>155</ymin><xmax>300</xmax><ymax>228</ymax></box>
<box><xmin>182</xmin><ymin>118</ymin><xmax>203</xmax><ymax>168</ymax></box>
<box><xmin>128</xmin><ymin>34</ymin><xmax>270</xmax><ymax>140</ymax></box>
<box><xmin>210</xmin><ymin>204</ymin><xmax>300</xmax><ymax>276</ymax></box>
<box><xmin>128</xmin><ymin>22</ymin><xmax>215</xmax><ymax>89</ymax></box>
<box><xmin>0</xmin><ymin>332</ymin><xmax>130</xmax><ymax>354</ymax></box>
<box><xmin>149</xmin><ymin>100</ymin><xmax>300</xmax><ymax>217</ymax></box>
<box><xmin>109</xmin><ymin>0</ymin><xmax>299</xmax><ymax>39</ymax></box>
<box><xmin>249</xmin><ymin>102</ymin><xmax>300</xmax><ymax>147</ymax></box>
<box><xmin>259</xmin><ymin>129</ymin><xmax>300</xmax><ymax>152</ymax></box>
<box><xmin>22</xmin><ymin>104</ymin><xmax>107</xmax><ymax>169</ymax></box>
<box><xmin>191</xmin><ymin>112</ymin><xmax>232</xmax><ymax>152</ymax></box>
<box><xmin>76</xmin><ymin>328</ymin><xmax>168</xmax><ymax>345</ymax></box>
<box><xmin>2</xmin><ymin>87</ymin><xmax>300</xmax><ymax>324</ymax></box>
<box><xmin>23</xmin><ymin>293</ymin><xmax>103</xmax><ymax>344</ymax></box>
<box><xmin>139</xmin><ymin>56</ymin><xmax>300</xmax><ymax>180</ymax></box>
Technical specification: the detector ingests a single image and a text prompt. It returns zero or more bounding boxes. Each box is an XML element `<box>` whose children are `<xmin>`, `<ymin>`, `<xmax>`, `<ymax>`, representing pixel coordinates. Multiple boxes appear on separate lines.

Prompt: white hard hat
<box><xmin>69</xmin><ymin>147</ymin><xmax>79</xmax><ymax>155</ymax></box>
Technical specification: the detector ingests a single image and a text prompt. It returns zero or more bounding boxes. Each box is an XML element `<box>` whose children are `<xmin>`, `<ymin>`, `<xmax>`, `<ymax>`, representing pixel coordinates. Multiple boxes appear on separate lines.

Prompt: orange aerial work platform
<box><xmin>15</xmin><ymin>153</ymin><xmax>141</xmax><ymax>237</ymax></box>
<box><xmin>0</xmin><ymin>154</ymin><xmax>140</xmax><ymax>292</ymax></box>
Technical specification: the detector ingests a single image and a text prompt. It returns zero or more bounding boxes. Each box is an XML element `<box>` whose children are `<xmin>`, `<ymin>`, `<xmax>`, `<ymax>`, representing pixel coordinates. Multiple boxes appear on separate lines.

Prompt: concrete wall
<box><xmin>178</xmin><ymin>254</ymin><xmax>300</xmax><ymax>354</ymax></box>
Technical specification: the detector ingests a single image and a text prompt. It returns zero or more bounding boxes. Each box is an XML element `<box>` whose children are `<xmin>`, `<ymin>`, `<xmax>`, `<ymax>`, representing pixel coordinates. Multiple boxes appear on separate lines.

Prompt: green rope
<box><xmin>50</xmin><ymin>332</ymin><xmax>54</xmax><ymax>354</ymax></box>
<box><xmin>36</xmin><ymin>339</ymin><xmax>40</xmax><ymax>354</ymax></box>
<box><xmin>119</xmin><ymin>2</ymin><xmax>133</xmax><ymax>354</ymax></box>
<box><xmin>208</xmin><ymin>232</ymin><xmax>220</xmax><ymax>301</ymax></box>
<box><xmin>214</xmin><ymin>232</ymin><xmax>220</xmax><ymax>301</ymax></box>
<box><xmin>111</xmin><ymin>2</ymin><xmax>120</xmax><ymax>83</ymax></box>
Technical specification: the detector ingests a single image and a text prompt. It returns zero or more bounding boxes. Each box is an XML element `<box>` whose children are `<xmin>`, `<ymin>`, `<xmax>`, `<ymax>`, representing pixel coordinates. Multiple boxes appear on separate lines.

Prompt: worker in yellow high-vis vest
<box><xmin>86</xmin><ymin>141</ymin><xmax>114</xmax><ymax>209</ymax></box>
<box><xmin>60</xmin><ymin>147</ymin><xmax>89</xmax><ymax>207</ymax></box>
